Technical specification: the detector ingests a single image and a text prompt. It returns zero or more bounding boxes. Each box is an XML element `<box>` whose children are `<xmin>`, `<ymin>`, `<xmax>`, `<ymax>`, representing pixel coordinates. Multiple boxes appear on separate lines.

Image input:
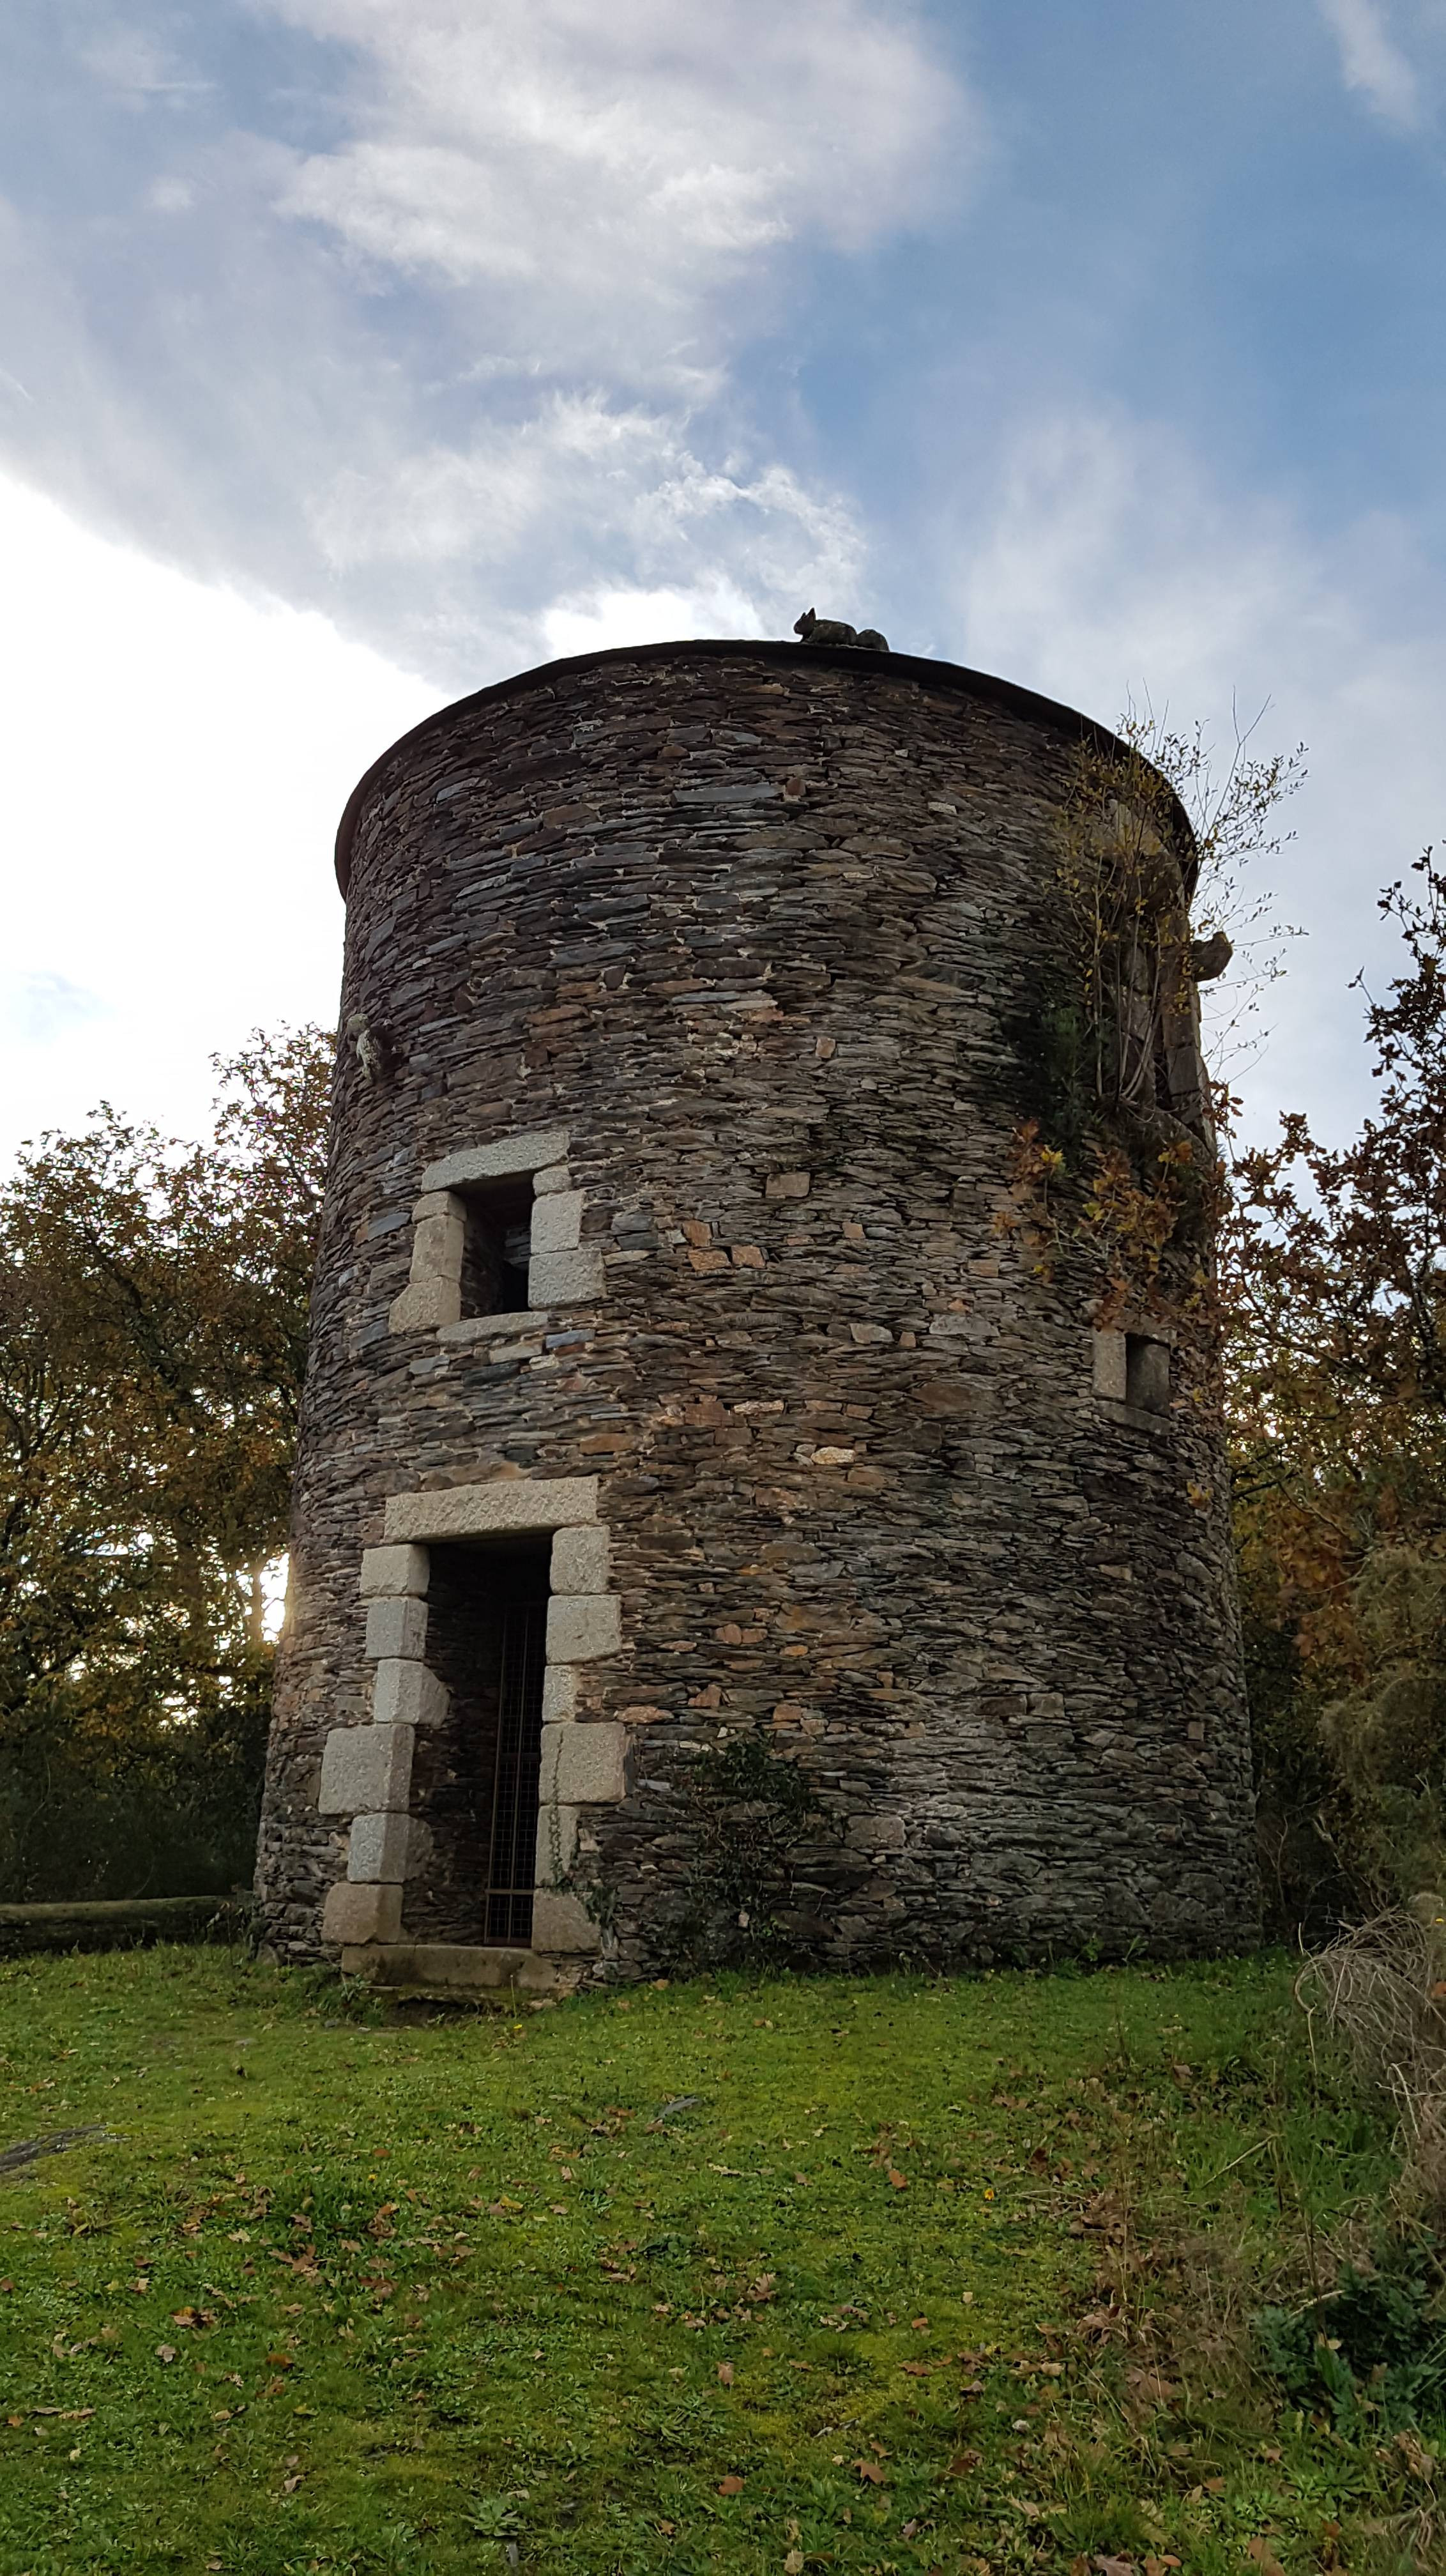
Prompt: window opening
<box><xmin>404</xmin><ymin>1542</ymin><xmax>550</xmax><ymax>1947</ymax></box>
<box><xmin>459</xmin><ymin>1179</ymin><xmax>534</xmax><ymax>1316</ymax></box>
<box><xmin>1125</xmin><ymin>1333</ymin><xmax>1170</xmax><ymax>1414</ymax></box>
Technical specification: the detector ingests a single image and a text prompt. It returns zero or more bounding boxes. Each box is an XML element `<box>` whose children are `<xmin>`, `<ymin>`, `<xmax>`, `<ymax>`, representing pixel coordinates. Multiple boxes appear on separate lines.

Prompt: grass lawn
<box><xmin>0</xmin><ymin>1945</ymin><xmax>1417</xmax><ymax>2575</ymax></box>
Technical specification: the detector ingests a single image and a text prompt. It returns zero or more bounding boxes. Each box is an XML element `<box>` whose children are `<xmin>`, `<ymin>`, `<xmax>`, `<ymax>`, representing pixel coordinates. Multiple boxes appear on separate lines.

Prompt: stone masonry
<box><xmin>255</xmin><ymin>636</ymin><xmax>1259</xmax><ymax>1987</ymax></box>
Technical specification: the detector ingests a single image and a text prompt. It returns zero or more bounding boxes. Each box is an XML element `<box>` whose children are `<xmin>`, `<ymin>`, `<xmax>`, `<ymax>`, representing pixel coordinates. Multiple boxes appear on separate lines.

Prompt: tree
<box><xmin>0</xmin><ymin>1027</ymin><xmax>331</xmax><ymax>1900</ymax></box>
<box><xmin>1226</xmin><ymin>852</ymin><xmax>1446</xmax><ymax>1924</ymax></box>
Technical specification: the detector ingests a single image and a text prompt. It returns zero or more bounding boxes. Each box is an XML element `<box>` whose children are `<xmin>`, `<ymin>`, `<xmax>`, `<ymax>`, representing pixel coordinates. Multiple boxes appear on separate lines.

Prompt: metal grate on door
<box><xmin>483</xmin><ymin>1595</ymin><xmax>549</xmax><ymax>1944</ymax></box>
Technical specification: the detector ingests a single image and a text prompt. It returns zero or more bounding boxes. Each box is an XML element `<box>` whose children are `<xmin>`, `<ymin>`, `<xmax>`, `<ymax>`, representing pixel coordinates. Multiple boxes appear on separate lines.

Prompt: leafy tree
<box><xmin>1227</xmin><ymin>853</ymin><xmax>1446</xmax><ymax>1924</ymax></box>
<box><xmin>0</xmin><ymin>1027</ymin><xmax>330</xmax><ymax>1900</ymax></box>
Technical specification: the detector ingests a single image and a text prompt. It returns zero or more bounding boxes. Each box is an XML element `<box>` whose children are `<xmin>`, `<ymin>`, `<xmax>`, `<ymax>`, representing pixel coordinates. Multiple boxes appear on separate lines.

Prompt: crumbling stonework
<box><xmin>255</xmin><ymin>637</ymin><xmax>1258</xmax><ymax>1984</ymax></box>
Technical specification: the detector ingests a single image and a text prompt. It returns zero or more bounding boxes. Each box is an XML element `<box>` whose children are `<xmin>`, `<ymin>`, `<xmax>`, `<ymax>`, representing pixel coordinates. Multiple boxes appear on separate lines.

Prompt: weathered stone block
<box><xmin>370</xmin><ymin>1659</ymin><xmax>448</xmax><ymax>1728</ymax></box>
<box><xmin>1092</xmin><ymin>1330</ymin><xmax>1128</xmax><ymax>1402</ymax></box>
<box><xmin>422</xmin><ymin>1129</ymin><xmax>568</xmax><ymax>1192</ymax></box>
<box><xmin>322</xmin><ymin>1880</ymin><xmax>402</xmax><ymax>1946</ymax></box>
<box><xmin>535</xmin><ymin>1800</ymin><xmax>581</xmax><ymax>1880</ymax></box>
<box><xmin>530</xmin><ymin>1890</ymin><xmax>602</xmax><ymax>1954</ymax></box>
<box><xmin>540</xmin><ymin>1720</ymin><xmax>627</xmax><ymax>1804</ymax></box>
<box><xmin>409</xmin><ymin>1211</ymin><xmax>465</xmax><ymax>1283</ymax></box>
<box><xmin>388</xmin><ymin>1278</ymin><xmax>462</xmax><ymax>1334</ymax></box>
<box><xmin>359</xmin><ymin>1544</ymin><xmax>429</xmax><ymax>1600</ymax></box>
<box><xmin>551</xmin><ymin>1524</ymin><xmax>610</xmax><ymax>1595</ymax></box>
<box><xmin>342</xmin><ymin>1941</ymin><xmax>565</xmax><ymax>1993</ymax></box>
<box><xmin>347</xmin><ymin>1810</ymin><xmax>411</xmax><ymax>1883</ymax></box>
<box><xmin>438</xmin><ymin>1309</ymin><xmax>554</xmax><ymax>1344</ymax></box>
<box><xmin>545</xmin><ymin>1592</ymin><xmax>622</xmax><ymax>1663</ymax></box>
<box><xmin>531</xmin><ymin>1162</ymin><xmax>572</xmax><ymax>1195</ymax></box>
<box><xmin>528</xmin><ymin>1248</ymin><xmax>605</xmax><ymax>1306</ymax></box>
<box><xmin>847</xmin><ymin>1811</ymin><xmax>907</xmax><ymax>1851</ymax></box>
<box><xmin>529</xmin><ymin>1190</ymin><xmax>585</xmax><ymax>1254</ymax></box>
<box><xmin>541</xmin><ymin>1664</ymin><xmax>579</xmax><ymax>1723</ymax></box>
<box><xmin>318</xmin><ymin>1724</ymin><xmax>414</xmax><ymax>1816</ymax></box>
<box><xmin>365</xmin><ymin>1596</ymin><xmax>428</xmax><ymax>1661</ymax></box>
<box><xmin>384</xmin><ymin>1477</ymin><xmax>599</xmax><ymax>1543</ymax></box>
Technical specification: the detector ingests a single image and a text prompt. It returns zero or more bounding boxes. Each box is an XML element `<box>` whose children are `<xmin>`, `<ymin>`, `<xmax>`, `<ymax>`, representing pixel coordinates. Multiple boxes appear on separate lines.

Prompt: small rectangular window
<box><xmin>1125</xmin><ymin>1333</ymin><xmax>1170</xmax><ymax>1414</ymax></box>
<box><xmin>459</xmin><ymin>1180</ymin><xmax>535</xmax><ymax>1317</ymax></box>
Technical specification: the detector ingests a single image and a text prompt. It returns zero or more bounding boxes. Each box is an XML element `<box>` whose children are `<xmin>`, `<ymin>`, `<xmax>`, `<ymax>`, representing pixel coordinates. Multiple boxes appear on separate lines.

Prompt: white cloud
<box><xmin>0</xmin><ymin>470</ymin><xmax>433</xmax><ymax>1163</ymax></box>
<box><xmin>272</xmin><ymin>0</ymin><xmax>967</xmax><ymax>346</ymax></box>
<box><xmin>2</xmin><ymin>1</ymin><xmax>966</xmax><ymax>694</ymax></box>
<box><xmin>949</xmin><ymin>406</ymin><xmax>1446</xmax><ymax>1144</ymax></box>
<box><xmin>540</xmin><ymin>580</ymin><xmax>768</xmax><ymax>660</ymax></box>
<box><xmin>79</xmin><ymin>26</ymin><xmax>213</xmax><ymax>100</ymax></box>
<box><xmin>2</xmin><ymin>972</ymin><xmax>107</xmax><ymax>1046</ymax></box>
<box><xmin>309</xmin><ymin>394</ymin><xmax>862</xmax><ymax>664</ymax></box>
<box><xmin>1317</xmin><ymin>0</ymin><xmax>1424</xmax><ymax>125</ymax></box>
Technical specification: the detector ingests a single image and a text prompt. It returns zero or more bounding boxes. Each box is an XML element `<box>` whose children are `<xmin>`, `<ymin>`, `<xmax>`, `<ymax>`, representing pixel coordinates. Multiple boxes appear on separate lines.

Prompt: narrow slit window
<box><xmin>459</xmin><ymin>1179</ymin><xmax>535</xmax><ymax>1317</ymax></box>
<box><xmin>1125</xmin><ymin>1333</ymin><xmax>1170</xmax><ymax>1414</ymax></box>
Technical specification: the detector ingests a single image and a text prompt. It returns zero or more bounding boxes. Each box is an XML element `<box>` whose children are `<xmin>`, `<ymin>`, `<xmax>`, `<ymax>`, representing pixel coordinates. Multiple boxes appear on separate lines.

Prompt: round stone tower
<box><xmin>256</xmin><ymin>638</ymin><xmax>1258</xmax><ymax>1990</ymax></box>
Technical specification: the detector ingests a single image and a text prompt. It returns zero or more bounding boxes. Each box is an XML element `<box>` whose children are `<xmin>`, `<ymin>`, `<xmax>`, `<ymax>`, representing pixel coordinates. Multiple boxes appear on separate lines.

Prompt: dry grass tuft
<box><xmin>1297</xmin><ymin>1904</ymin><xmax>1446</xmax><ymax>2224</ymax></box>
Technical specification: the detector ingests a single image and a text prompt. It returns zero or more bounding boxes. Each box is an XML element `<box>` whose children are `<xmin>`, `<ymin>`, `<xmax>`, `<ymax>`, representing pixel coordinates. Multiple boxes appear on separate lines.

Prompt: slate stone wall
<box><xmin>255</xmin><ymin>640</ymin><xmax>1258</xmax><ymax>1972</ymax></box>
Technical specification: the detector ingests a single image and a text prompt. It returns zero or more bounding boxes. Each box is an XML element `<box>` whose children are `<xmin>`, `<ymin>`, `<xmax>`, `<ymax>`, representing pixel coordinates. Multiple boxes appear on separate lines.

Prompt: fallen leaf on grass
<box><xmin>784</xmin><ymin>2553</ymin><xmax>804</xmax><ymax>2574</ymax></box>
<box><xmin>854</xmin><ymin>2458</ymin><xmax>885</xmax><ymax>2485</ymax></box>
<box><xmin>948</xmin><ymin>2447</ymin><xmax>983</xmax><ymax>2477</ymax></box>
<box><xmin>717</xmin><ymin>2363</ymin><xmax>734</xmax><ymax>2385</ymax></box>
<box><xmin>265</xmin><ymin>2351</ymin><xmax>294</xmax><ymax>2369</ymax></box>
<box><xmin>1245</xmin><ymin>2542</ymin><xmax>1284</xmax><ymax>2576</ymax></box>
<box><xmin>171</xmin><ymin>2307</ymin><xmax>215</xmax><ymax>2331</ymax></box>
<box><xmin>155</xmin><ymin>2344</ymin><xmax>177</xmax><ymax>2364</ymax></box>
<box><xmin>886</xmin><ymin>2167</ymin><xmax>909</xmax><ymax>2189</ymax></box>
<box><xmin>717</xmin><ymin>2473</ymin><xmax>745</xmax><ymax>2495</ymax></box>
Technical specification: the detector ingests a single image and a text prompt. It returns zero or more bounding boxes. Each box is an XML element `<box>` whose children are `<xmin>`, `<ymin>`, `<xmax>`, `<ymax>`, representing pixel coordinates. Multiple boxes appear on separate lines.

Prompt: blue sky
<box><xmin>3</xmin><ymin>0</ymin><xmax>1444</xmax><ymax>1157</ymax></box>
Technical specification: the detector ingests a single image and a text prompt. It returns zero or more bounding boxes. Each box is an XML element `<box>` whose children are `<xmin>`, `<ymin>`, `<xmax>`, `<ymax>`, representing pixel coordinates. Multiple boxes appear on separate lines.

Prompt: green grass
<box><xmin>0</xmin><ymin>1946</ymin><xmax>1418</xmax><ymax>2573</ymax></box>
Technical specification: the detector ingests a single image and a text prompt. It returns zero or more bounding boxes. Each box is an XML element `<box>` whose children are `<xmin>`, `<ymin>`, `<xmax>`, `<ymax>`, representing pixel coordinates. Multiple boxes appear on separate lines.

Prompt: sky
<box><xmin>3</xmin><ymin>0</ymin><xmax>1445</xmax><ymax>1164</ymax></box>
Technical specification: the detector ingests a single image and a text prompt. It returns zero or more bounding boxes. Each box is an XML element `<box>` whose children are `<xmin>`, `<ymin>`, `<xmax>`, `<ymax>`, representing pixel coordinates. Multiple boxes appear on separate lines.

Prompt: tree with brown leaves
<box><xmin>0</xmin><ymin>1027</ymin><xmax>331</xmax><ymax>1900</ymax></box>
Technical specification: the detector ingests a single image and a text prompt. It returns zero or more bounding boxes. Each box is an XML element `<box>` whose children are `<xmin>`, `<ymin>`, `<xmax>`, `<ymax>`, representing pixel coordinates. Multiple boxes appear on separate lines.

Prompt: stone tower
<box><xmin>255</xmin><ymin>637</ymin><xmax>1258</xmax><ymax>1991</ymax></box>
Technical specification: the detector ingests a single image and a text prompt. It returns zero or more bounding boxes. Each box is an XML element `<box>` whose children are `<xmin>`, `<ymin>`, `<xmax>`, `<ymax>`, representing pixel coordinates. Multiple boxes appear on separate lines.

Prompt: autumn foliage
<box><xmin>0</xmin><ymin>1027</ymin><xmax>330</xmax><ymax>1900</ymax></box>
<box><xmin>1228</xmin><ymin>852</ymin><xmax>1446</xmax><ymax>1927</ymax></box>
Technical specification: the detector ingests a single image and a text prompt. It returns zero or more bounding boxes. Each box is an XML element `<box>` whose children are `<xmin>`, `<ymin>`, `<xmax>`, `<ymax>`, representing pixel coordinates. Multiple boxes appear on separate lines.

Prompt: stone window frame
<box><xmin>387</xmin><ymin>1126</ymin><xmax>605</xmax><ymax>1336</ymax></box>
<box><xmin>1092</xmin><ymin>1320</ymin><xmax>1176</xmax><ymax>1429</ymax></box>
<box><xmin>316</xmin><ymin>1475</ymin><xmax>623</xmax><ymax>1968</ymax></box>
